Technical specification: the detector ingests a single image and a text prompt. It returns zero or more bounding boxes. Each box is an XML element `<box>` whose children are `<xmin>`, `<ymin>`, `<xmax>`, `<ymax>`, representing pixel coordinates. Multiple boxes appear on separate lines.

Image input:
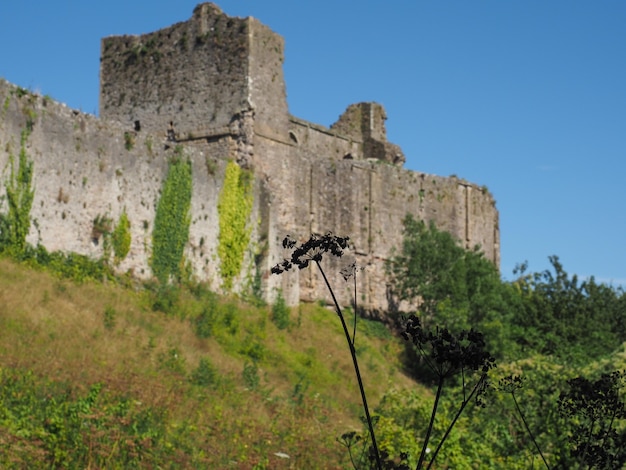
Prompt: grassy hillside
<box><xmin>0</xmin><ymin>257</ymin><xmax>421</xmax><ymax>468</ymax></box>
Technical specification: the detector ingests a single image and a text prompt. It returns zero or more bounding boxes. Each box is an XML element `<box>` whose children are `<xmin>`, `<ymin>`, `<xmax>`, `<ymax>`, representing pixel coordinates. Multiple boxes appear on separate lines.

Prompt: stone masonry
<box><xmin>0</xmin><ymin>3</ymin><xmax>499</xmax><ymax>316</ymax></box>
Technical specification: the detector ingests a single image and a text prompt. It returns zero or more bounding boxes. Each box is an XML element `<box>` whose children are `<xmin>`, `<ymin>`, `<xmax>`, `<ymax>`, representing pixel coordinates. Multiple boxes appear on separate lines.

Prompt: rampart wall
<box><xmin>0</xmin><ymin>79</ymin><xmax>254</xmax><ymax>288</ymax></box>
<box><xmin>0</xmin><ymin>3</ymin><xmax>499</xmax><ymax>316</ymax></box>
<box><xmin>256</xmin><ymin>125</ymin><xmax>499</xmax><ymax>312</ymax></box>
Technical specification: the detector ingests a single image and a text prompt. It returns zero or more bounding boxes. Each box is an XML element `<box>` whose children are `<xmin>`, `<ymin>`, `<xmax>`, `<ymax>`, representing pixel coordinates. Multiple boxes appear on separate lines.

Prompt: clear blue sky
<box><xmin>1</xmin><ymin>1</ymin><xmax>625</xmax><ymax>285</ymax></box>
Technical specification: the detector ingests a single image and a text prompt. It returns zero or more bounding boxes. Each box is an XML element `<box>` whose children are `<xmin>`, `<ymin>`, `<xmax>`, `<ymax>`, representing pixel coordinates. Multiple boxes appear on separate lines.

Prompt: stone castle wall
<box><xmin>0</xmin><ymin>3</ymin><xmax>499</xmax><ymax>315</ymax></box>
<box><xmin>257</xmin><ymin>129</ymin><xmax>499</xmax><ymax>312</ymax></box>
<box><xmin>0</xmin><ymin>79</ymin><xmax>243</xmax><ymax>286</ymax></box>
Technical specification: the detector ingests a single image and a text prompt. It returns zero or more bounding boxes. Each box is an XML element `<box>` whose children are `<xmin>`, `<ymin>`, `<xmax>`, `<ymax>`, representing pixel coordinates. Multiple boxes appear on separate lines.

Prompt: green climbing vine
<box><xmin>217</xmin><ymin>160</ymin><xmax>253</xmax><ymax>291</ymax></box>
<box><xmin>112</xmin><ymin>209</ymin><xmax>131</xmax><ymax>264</ymax></box>
<box><xmin>92</xmin><ymin>213</ymin><xmax>113</xmax><ymax>261</ymax></box>
<box><xmin>151</xmin><ymin>148</ymin><xmax>192</xmax><ymax>284</ymax></box>
<box><xmin>1</xmin><ymin>129</ymin><xmax>34</xmax><ymax>254</ymax></box>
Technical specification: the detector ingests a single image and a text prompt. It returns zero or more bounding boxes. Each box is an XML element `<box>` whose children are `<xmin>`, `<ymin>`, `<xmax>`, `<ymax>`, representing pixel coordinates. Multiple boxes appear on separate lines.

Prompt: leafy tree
<box><xmin>387</xmin><ymin>215</ymin><xmax>468</xmax><ymax>322</ymax></box>
<box><xmin>389</xmin><ymin>215</ymin><xmax>626</xmax><ymax>366</ymax></box>
<box><xmin>383</xmin><ymin>214</ymin><xmax>626</xmax><ymax>467</ymax></box>
<box><xmin>387</xmin><ymin>215</ymin><xmax>511</xmax><ymax>359</ymax></box>
<box><xmin>510</xmin><ymin>257</ymin><xmax>626</xmax><ymax>365</ymax></box>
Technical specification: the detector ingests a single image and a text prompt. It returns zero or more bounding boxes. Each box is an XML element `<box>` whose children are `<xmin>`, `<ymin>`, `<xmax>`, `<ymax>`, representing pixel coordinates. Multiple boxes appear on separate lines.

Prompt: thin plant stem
<box><xmin>598</xmin><ymin>410</ymin><xmax>617</xmax><ymax>463</ymax></box>
<box><xmin>315</xmin><ymin>260</ymin><xmax>382</xmax><ymax>470</ymax></box>
<box><xmin>347</xmin><ymin>445</ymin><xmax>358</xmax><ymax>470</ymax></box>
<box><xmin>351</xmin><ymin>270</ymin><xmax>357</xmax><ymax>346</ymax></box>
<box><xmin>417</xmin><ymin>375</ymin><xmax>445</xmax><ymax>470</ymax></box>
<box><xmin>426</xmin><ymin>374</ymin><xmax>485</xmax><ymax>470</ymax></box>
<box><xmin>580</xmin><ymin>418</ymin><xmax>596</xmax><ymax>470</ymax></box>
<box><xmin>511</xmin><ymin>391</ymin><xmax>551</xmax><ymax>470</ymax></box>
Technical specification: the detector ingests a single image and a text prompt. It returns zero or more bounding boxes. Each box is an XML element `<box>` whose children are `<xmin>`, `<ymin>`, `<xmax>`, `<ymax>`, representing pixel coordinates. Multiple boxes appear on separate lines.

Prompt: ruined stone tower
<box><xmin>100</xmin><ymin>2</ymin><xmax>287</xmax><ymax>165</ymax></box>
<box><xmin>0</xmin><ymin>3</ymin><xmax>499</xmax><ymax>314</ymax></box>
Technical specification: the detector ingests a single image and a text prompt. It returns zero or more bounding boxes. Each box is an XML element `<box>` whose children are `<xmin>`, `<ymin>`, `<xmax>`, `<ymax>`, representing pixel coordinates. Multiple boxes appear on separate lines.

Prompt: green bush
<box><xmin>194</xmin><ymin>301</ymin><xmax>217</xmax><ymax>338</ymax></box>
<box><xmin>190</xmin><ymin>357</ymin><xmax>219</xmax><ymax>387</ymax></box>
<box><xmin>19</xmin><ymin>244</ymin><xmax>113</xmax><ymax>283</ymax></box>
<box><xmin>271</xmin><ymin>290</ymin><xmax>290</xmax><ymax>330</ymax></box>
<box><xmin>240</xmin><ymin>337</ymin><xmax>266</xmax><ymax>362</ymax></box>
<box><xmin>151</xmin><ymin>284</ymin><xmax>181</xmax><ymax>314</ymax></box>
<box><xmin>242</xmin><ymin>361</ymin><xmax>260</xmax><ymax>390</ymax></box>
<box><xmin>103</xmin><ymin>306</ymin><xmax>117</xmax><ymax>330</ymax></box>
<box><xmin>158</xmin><ymin>347</ymin><xmax>186</xmax><ymax>375</ymax></box>
<box><xmin>221</xmin><ymin>302</ymin><xmax>239</xmax><ymax>336</ymax></box>
<box><xmin>358</xmin><ymin>317</ymin><xmax>392</xmax><ymax>340</ymax></box>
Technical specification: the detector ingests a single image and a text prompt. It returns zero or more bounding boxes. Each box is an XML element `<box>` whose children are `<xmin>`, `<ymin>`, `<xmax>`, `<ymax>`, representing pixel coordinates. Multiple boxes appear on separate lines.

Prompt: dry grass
<box><xmin>0</xmin><ymin>257</ymin><xmax>422</xmax><ymax>467</ymax></box>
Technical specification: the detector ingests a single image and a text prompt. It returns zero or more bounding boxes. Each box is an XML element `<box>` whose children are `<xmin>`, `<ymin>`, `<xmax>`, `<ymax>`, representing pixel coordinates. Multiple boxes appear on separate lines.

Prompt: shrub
<box><xmin>190</xmin><ymin>357</ymin><xmax>219</xmax><ymax>387</ymax></box>
<box><xmin>20</xmin><ymin>244</ymin><xmax>113</xmax><ymax>283</ymax></box>
<box><xmin>158</xmin><ymin>347</ymin><xmax>186</xmax><ymax>375</ymax></box>
<box><xmin>194</xmin><ymin>302</ymin><xmax>216</xmax><ymax>339</ymax></box>
<box><xmin>103</xmin><ymin>306</ymin><xmax>116</xmax><ymax>330</ymax></box>
<box><xmin>271</xmin><ymin>290</ymin><xmax>290</xmax><ymax>330</ymax></box>
<box><xmin>242</xmin><ymin>361</ymin><xmax>260</xmax><ymax>390</ymax></box>
<box><xmin>151</xmin><ymin>284</ymin><xmax>180</xmax><ymax>314</ymax></box>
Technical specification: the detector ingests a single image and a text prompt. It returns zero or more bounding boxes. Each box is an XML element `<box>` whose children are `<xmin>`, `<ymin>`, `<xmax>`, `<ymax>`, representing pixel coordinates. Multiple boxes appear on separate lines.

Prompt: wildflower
<box><xmin>271</xmin><ymin>232</ymin><xmax>350</xmax><ymax>274</ymax></box>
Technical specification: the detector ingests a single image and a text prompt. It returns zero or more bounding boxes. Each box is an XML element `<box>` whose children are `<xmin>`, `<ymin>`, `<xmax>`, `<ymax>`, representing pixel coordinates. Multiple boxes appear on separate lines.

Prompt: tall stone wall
<box><xmin>255</xmin><ymin>123</ymin><xmax>499</xmax><ymax>313</ymax></box>
<box><xmin>0</xmin><ymin>78</ymin><xmax>261</xmax><ymax>292</ymax></box>
<box><xmin>0</xmin><ymin>3</ymin><xmax>499</xmax><ymax>316</ymax></box>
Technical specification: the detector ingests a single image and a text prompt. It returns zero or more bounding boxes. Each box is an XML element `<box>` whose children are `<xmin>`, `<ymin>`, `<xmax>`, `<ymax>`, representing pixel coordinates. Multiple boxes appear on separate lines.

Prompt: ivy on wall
<box><xmin>112</xmin><ymin>209</ymin><xmax>131</xmax><ymax>264</ymax></box>
<box><xmin>0</xmin><ymin>129</ymin><xmax>34</xmax><ymax>253</ymax></box>
<box><xmin>151</xmin><ymin>148</ymin><xmax>192</xmax><ymax>283</ymax></box>
<box><xmin>92</xmin><ymin>214</ymin><xmax>113</xmax><ymax>261</ymax></box>
<box><xmin>217</xmin><ymin>160</ymin><xmax>253</xmax><ymax>291</ymax></box>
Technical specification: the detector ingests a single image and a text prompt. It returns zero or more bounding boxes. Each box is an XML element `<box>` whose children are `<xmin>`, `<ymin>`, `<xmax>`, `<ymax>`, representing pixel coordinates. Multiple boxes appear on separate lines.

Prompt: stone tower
<box><xmin>100</xmin><ymin>3</ymin><xmax>288</xmax><ymax>167</ymax></box>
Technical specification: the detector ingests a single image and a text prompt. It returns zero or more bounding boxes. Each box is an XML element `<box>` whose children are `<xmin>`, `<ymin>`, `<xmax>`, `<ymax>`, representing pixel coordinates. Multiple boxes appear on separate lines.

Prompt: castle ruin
<box><xmin>0</xmin><ymin>3</ymin><xmax>499</xmax><ymax>314</ymax></box>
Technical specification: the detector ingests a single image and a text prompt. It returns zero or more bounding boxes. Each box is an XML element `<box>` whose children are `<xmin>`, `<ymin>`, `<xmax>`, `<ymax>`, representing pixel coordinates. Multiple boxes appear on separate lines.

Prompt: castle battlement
<box><xmin>0</xmin><ymin>3</ymin><xmax>499</xmax><ymax>315</ymax></box>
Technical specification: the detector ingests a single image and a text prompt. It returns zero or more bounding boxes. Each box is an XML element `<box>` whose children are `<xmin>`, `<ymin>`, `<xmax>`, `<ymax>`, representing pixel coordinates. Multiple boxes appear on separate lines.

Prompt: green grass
<box><xmin>0</xmin><ymin>256</ymin><xmax>418</xmax><ymax>468</ymax></box>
